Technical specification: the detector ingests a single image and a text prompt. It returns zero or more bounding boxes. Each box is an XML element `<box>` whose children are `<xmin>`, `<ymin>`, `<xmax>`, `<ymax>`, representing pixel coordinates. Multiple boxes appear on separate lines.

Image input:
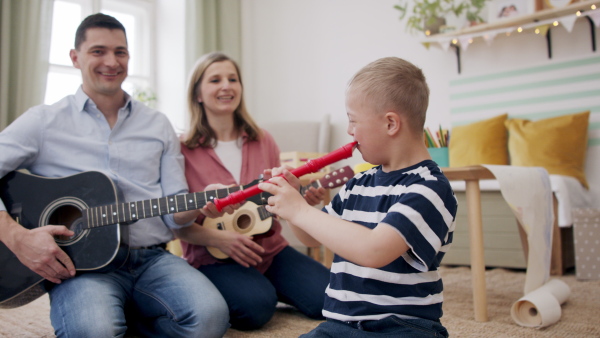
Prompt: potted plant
<box><xmin>394</xmin><ymin>0</ymin><xmax>489</xmax><ymax>35</ymax></box>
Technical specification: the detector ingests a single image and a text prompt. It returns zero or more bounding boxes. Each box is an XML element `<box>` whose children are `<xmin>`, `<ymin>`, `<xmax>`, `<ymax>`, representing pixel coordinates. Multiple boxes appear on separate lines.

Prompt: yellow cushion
<box><xmin>354</xmin><ymin>162</ymin><xmax>377</xmax><ymax>173</ymax></box>
<box><xmin>449</xmin><ymin>114</ymin><xmax>509</xmax><ymax>167</ymax></box>
<box><xmin>505</xmin><ymin>111</ymin><xmax>590</xmax><ymax>189</ymax></box>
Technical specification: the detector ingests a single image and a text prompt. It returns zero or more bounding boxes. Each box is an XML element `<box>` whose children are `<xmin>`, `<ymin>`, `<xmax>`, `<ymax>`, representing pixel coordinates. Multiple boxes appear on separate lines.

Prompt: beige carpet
<box><xmin>1</xmin><ymin>266</ymin><xmax>599</xmax><ymax>337</ymax></box>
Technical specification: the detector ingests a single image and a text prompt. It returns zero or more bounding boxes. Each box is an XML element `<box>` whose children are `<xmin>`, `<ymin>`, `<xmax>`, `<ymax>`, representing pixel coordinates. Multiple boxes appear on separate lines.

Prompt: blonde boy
<box><xmin>259</xmin><ymin>57</ymin><xmax>457</xmax><ymax>337</ymax></box>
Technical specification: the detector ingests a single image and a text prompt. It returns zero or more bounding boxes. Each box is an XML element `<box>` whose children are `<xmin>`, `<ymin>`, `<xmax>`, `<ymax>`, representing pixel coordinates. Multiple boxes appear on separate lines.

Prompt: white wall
<box><xmin>240</xmin><ymin>0</ymin><xmax>453</xmax><ymax>166</ymax></box>
<box><xmin>239</xmin><ymin>0</ymin><xmax>600</xmax><ymax>206</ymax></box>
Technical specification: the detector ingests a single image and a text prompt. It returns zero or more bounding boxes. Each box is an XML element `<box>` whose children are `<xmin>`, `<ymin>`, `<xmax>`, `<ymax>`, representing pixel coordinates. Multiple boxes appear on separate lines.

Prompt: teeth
<box><xmin>101</xmin><ymin>72</ymin><xmax>117</xmax><ymax>76</ymax></box>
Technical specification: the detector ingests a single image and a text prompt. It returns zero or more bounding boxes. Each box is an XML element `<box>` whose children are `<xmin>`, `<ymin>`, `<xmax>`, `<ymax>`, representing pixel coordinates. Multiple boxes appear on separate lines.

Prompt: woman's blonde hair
<box><xmin>182</xmin><ymin>52</ymin><xmax>262</xmax><ymax>148</ymax></box>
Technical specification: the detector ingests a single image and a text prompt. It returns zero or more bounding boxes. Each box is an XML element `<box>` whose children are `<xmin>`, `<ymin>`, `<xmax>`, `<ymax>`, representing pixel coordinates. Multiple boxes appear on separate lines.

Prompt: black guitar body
<box><xmin>0</xmin><ymin>171</ymin><xmax>129</xmax><ymax>308</ymax></box>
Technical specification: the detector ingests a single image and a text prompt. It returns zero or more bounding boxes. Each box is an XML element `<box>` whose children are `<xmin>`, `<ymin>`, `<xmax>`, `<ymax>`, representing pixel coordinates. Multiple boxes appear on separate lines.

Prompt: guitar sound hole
<box><xmin>236</xmin><ymin>214</ymin><xmax>252</xmax><ymax>230</ymax></box>
<box><xmin>49</xmin><ymin>205</ymin><xmax>83</xmax><ymax>242</ymax></box>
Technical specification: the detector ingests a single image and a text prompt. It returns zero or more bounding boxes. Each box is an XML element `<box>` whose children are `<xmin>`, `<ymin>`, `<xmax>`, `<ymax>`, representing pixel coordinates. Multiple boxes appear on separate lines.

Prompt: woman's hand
<box><xmin>201</xmin><ymin>183</ymin><xmax>240</xmax><ymax>218</ymax></box>
<box><xmin>214</xmin><ymin>231</ymin><xmax>265</xmax><ymax>267</ymax></box>
<box><xmin>303</xmin><ymin>184</ymin><xmax>326</xmax><ymax>206</ymax></box>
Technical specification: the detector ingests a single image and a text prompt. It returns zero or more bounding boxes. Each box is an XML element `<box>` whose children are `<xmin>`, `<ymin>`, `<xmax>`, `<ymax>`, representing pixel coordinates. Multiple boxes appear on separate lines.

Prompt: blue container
<box><xmin>428</xmin><ymin>147</ymin><xmax>449</xmax><ymax>167</ymax></box>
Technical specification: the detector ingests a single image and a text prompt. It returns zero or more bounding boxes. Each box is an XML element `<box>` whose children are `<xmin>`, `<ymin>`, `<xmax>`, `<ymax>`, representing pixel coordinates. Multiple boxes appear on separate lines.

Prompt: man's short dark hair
<box><xmin>74</xmin><ymin>13</ymin><xmax>127</xmax><ymax>50</ymax></box>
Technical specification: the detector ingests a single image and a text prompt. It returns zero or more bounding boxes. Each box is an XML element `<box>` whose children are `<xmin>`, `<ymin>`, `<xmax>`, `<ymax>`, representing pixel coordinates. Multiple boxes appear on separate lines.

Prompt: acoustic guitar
<box><xmin>0</xmin><ymin>170</ymin><xmax>270</xmax><ymax>309</ymax></box>
<box><xmin>204</xmin><ymin>166</ymin><xmax>354</xmax><ymax>259</ymax></box>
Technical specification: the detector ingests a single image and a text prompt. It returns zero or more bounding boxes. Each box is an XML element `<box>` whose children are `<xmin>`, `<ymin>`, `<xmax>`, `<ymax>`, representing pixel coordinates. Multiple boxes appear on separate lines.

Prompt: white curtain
<box><xmin>0</xmin><ymin>0</ymin><xmax>54</xmax><ymax>130</ymax></box>
<box><xmin>185</xmin><ymin>0</ymin><xmax>241</xmax><ymax>72</ymax></box>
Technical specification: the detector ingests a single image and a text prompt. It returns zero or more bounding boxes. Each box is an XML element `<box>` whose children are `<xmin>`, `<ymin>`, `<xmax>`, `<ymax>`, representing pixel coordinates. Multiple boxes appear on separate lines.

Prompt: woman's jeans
<box><xmin>199</xmin><ymin>246</ymin><xmax>330</xmax><ymax>330</ymax></box>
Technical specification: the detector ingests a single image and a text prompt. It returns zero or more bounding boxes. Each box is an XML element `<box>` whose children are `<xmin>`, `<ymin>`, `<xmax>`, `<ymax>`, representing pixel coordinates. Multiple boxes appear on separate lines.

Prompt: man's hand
<box><xmin>10</xmin><ymin>225</ymin><xmax>76</xmax><ymax>284</ymax></box>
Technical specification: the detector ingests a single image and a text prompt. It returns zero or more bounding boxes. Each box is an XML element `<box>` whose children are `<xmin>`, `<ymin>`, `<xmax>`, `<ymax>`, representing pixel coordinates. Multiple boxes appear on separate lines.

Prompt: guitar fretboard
<box><xmin>83</xmin><ymin>185</ymin><xmax>251</xmax><ymax>228</ymax></box>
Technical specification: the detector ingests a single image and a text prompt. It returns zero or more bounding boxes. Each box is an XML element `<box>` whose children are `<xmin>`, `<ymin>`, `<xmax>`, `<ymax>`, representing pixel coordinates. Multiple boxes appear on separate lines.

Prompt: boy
<box><xmin>259</xmin><ymin>57</ymin><xmax>457</xmax><ymax>337</ymax></box>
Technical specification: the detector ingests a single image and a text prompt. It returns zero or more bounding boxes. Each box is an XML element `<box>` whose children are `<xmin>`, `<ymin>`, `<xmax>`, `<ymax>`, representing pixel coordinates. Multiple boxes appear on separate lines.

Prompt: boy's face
<box><xmin>70</xmin><ymin>27</ymin><xmax>129</xmax><ymax>98</ymax></box>
<box><xmin>345</xmin><ymin>89</ymin><xmax>388</xmax><ymax>165</ymax></box>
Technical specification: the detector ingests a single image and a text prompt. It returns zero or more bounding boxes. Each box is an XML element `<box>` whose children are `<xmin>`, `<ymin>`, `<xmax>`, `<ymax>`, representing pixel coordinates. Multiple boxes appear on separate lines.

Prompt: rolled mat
<box><xmin>510</xmin><ymin>279</ymin><xmax>571</xmax><ymax>328</ymax></box>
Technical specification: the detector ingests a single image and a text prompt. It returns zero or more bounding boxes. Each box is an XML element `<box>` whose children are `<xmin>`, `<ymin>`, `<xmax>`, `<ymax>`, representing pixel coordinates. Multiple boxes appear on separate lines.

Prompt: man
<box><xmin>0</xmin><ymin>13</ymin><xmax>229</xmax><ymax>337</ymax></box>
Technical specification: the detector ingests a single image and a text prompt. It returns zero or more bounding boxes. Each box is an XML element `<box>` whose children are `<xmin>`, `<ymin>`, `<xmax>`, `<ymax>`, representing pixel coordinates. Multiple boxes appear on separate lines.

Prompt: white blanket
<box><xmin>450</xmin><ymin>174</ymin><xmax>592</xmax><ymax>227</ymax></box>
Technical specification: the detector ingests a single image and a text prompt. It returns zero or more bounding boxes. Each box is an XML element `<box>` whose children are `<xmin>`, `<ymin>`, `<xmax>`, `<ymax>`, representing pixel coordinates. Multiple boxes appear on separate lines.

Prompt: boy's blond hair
<box><xmin>347</xmin><ymin>57</ymin><xmax>429</xmax><ymax>133</ymax></box>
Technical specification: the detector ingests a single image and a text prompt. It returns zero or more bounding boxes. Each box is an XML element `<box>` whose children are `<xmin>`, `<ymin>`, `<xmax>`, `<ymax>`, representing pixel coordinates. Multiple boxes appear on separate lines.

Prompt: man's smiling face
<box><xmin>70</xmin><ymin>27</ymin><xmax>129</xmax><ymax>98</ymax></box>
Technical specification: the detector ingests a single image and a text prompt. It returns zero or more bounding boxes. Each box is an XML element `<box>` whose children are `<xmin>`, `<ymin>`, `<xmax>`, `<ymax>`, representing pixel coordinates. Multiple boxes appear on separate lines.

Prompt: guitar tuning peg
<box><xmin>328</xmin><ymin>182</ymin><xmax>334</xmax><ymax>188</ymax></box>
<box><xmin>343</xmin><ymin>177</ymin><xmax>349</xmax><ymax>182</ymax></box>
<box><xmin>332</xmin><ymin>171</ymin><xmax>338</xmax><ymax>176</ymax></box>
<box><xmin>335</xmin><ymin>179</ymin><xmax>341</xmax><ymax>184</ymax></box>
<box><xmin>325</xmin><ymin>174</ymin><xmax>331</xmax><ymax>179</ymax></box>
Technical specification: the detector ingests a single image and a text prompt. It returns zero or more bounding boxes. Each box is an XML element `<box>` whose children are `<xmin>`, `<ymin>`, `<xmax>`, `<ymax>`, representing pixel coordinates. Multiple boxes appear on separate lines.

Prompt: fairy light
<box><xmin>576</xmin><ymin>11</ymin><xmax>581</xmax><ymax>16</ymax></box>
<box><xmin>535</xmin><ymin>28</ymin><xmax>540</xmax><ymax>34</ymax></box>
<box><xmin>452</xmin><ymin>39</ymin><xmax>458</xmax><ymax>45</ymax></box>
<box><xmin>592</xmin><ymin>4</ymin><xmax>597</xmax><ymax>10</ymax></box>
<box><xmin>553</xmin><ymin>21</ymin><xmax>559</xmax><ymax>26</ymax></box>
<box><xmin>468</xmin><ymin>38</ymin><xmax>473</xmax><ymax>44</ymax></box>
<box><xmin>517</xmin><ymin>27</ymin><xmax>523</xmax><ymax>33</ymax></box>
<box><xmin>425</xmin><ymin>30</ymin><xmax>431</xmax><ymax>36</ymax></box>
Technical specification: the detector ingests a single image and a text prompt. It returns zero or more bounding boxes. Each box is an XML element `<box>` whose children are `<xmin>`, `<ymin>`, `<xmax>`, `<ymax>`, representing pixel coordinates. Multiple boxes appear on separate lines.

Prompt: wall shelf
<box><xmin>421</xmin><ymin>0</ymin><xmax>600</xmax><ymax>73</ymax></box>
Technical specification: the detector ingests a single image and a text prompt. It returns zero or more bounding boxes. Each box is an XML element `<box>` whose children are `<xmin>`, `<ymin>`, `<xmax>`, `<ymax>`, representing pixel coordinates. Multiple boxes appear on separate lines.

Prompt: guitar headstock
<box><xmin>317</xmin><ymin>165</ymin><xmax>354</xmax><ymax>189</ymax></box>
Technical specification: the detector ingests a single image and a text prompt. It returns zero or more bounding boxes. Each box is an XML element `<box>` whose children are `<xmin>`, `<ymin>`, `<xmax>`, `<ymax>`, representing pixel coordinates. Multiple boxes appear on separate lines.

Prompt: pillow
<box><xmin>449</xmin><ymin>114</ymin><xmax>509</xmax><ymax>167</ymax></box>
<box><xmin>505</xmin><ymin>111</ymin><xmax>590</xmax><ymax>189</ymax></box>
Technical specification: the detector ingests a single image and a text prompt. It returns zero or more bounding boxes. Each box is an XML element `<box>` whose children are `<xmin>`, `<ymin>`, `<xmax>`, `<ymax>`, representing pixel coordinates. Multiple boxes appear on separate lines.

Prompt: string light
<box><xmin>422</xmin><ymin>7</ymin><xmax>600</xmax><ymax>48</ymax></box>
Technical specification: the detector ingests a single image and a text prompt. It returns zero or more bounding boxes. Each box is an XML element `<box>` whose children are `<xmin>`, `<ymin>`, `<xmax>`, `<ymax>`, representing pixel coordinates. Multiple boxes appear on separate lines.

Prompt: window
<box><xmin>45</xmin><ymin>0</ymin><xmax>154</xmax><ymax>105</ymax></box>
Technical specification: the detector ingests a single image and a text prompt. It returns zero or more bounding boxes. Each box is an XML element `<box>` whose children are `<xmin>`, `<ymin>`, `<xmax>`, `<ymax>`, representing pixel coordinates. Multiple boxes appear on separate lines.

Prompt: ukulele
<box><xmin>204</xmin><ymin>166</ymin><xmax>354</xmax><ymax>259</ymax></box>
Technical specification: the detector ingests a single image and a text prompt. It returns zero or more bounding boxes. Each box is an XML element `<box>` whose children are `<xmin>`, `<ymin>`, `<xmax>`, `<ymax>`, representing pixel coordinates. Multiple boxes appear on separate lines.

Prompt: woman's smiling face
<box><xmin>197</xmin><ymin>60</ymin><xmax>242</xmax><ymax>117</ymax></box>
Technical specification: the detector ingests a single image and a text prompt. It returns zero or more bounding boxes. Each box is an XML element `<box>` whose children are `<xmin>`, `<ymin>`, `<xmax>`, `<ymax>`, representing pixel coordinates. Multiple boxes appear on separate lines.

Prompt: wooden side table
<box><xmin>442</xmin><ymin>166</ymin><xmax>495</xmax><ymax>322</ymax></box>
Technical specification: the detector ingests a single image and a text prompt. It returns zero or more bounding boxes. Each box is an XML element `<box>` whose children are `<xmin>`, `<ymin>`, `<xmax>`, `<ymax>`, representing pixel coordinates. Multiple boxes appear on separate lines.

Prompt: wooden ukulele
<box><xmin>204</xmin><ymin>166</ymin><xmax>354</xmax><ymax>259</ymax></box>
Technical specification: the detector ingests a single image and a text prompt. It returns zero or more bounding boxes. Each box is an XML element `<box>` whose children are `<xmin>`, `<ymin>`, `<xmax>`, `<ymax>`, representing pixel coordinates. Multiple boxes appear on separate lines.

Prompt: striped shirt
<box><xmin>322</xmin><ymin>160</ymin><xmax>457</xmax><ymax>322</ymax></box>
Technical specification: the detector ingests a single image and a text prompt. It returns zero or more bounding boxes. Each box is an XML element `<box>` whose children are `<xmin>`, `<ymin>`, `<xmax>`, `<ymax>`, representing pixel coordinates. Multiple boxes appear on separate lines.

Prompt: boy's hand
<box><xmin>264</xmin><ymin>166</ymin><xmax>301</xmax><ymax>190</ymax></box>
<box><xmin>259</xmin><ymin>168</ymin><xmax>308</xmax><ymax>222</ymax></box>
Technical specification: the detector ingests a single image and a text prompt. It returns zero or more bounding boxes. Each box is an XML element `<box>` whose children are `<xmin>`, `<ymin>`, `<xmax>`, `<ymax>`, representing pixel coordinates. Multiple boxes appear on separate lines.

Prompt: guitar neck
<box><xmin>83</xmin><ymin>184</ymin><xmax>264</xmax><ymax>228</ymax></box>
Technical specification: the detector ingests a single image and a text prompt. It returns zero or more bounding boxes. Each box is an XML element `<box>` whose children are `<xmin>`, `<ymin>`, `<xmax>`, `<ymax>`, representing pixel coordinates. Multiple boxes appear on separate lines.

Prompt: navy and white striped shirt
<box><xmin>322</xmin><ymin>160</ymin><xmax>457</xmax><ymax>322</ymax></box>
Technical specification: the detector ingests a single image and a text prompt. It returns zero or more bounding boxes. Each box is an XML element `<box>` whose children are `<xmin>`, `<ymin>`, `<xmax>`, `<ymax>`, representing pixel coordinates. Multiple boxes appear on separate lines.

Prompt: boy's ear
<box><xmin>385</xmin><ymin>112</ymin><xmax>401</xmax><ymax>135</ymax></box>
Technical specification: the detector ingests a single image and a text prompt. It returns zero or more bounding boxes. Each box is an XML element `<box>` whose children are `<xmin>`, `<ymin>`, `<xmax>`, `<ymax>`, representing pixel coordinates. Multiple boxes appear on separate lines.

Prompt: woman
<box><xmin>175</xmin><ymin>52</ymin><xmax>330</xmax><ymax>330</ymax></box>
